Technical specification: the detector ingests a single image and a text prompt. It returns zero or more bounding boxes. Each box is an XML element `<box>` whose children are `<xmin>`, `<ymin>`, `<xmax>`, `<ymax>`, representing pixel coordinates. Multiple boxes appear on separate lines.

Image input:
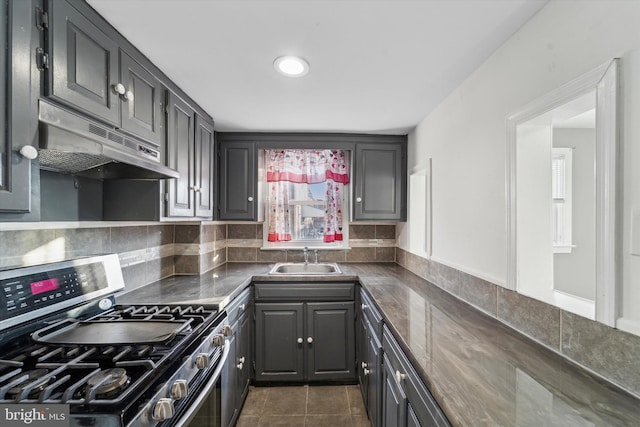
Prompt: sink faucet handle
<box><xmin>303</xmin><ymin>246</ymin><xmax>309</xmax><ymax>264</ymax></box>
<box><xmin>314</xmin><ymin>249</ymin><xmax>319</xmax><ymax>264</ymax></box>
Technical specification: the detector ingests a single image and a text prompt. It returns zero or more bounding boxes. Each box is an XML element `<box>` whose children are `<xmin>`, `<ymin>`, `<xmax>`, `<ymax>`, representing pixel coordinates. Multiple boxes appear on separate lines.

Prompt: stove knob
<box><xmin>152</xmin><ymin>398</ymin><xmax>174</xmax><ymax>421</ymax></box>
<box><xmin>213</xmin><ymin>334</ymin><xmax>225</xmax><ymax>347</ymax></box>
<box><xmin>221</xmin><ymin>325</ymin><xmax>232</xmax><ymax>337</ymax></box>
<box><xmin>171</xmin><ymin>379</ymin><xmax>188</xmax><ymax>400</ymax></box>
<box><xmin>195</xmin><ymin>353</ymin><xmax>210</xmax><ymax>370</ymax></box>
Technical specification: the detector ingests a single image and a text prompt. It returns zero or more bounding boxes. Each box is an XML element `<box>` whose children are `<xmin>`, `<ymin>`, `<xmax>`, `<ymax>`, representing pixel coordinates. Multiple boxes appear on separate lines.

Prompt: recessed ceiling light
<box><xmin>274</xmin><ymin>56</ymin><xmax>310</xmax><ymax>77</ymax></box>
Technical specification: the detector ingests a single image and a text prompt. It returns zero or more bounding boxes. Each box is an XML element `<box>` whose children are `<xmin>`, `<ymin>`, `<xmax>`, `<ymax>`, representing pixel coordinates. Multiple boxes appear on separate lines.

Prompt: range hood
<box><xmin>38</xmin><ymin>100</ymin><xmax>179</xmax><ymax>180</ymax></box>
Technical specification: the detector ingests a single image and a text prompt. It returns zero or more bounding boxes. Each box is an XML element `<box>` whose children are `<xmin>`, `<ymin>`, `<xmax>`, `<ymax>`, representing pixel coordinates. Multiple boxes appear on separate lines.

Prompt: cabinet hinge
<box><xmin>163</xmin><ymin>193</ymin><xmax>169</xmax><ymax>203</ymax></box>
<box><xmin>36</xmin><ymin>8</ymin><xmax>49</xmax><ymax>31</ymax></box>
<box><xmin>36</xmin><ymin>48</ymin><xmax>49</xmax><ymax>70</ymax></box>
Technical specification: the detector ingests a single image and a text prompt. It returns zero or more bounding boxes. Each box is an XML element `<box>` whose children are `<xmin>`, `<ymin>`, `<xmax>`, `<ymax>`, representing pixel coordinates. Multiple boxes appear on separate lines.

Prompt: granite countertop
<box><xmin>117</xmin><ymin>262</ymin><xmax>640</xmax><ymax>426</ymax></box>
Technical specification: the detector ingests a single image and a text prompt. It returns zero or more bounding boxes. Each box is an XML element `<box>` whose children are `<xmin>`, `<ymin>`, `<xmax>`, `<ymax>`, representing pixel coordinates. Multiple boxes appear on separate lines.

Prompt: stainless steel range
<box><xmin>0</xmin><ymin>254</ymin><xmax>229</xmax><ymax>427</ymax></box>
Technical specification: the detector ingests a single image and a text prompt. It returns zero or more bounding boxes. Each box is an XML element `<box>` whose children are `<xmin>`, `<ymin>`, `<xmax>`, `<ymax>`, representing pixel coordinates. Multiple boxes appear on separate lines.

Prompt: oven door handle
<box><xmin>174</xmin><ymin>339</ymin><xmax>231</xmax><ymax>427</ymax></box>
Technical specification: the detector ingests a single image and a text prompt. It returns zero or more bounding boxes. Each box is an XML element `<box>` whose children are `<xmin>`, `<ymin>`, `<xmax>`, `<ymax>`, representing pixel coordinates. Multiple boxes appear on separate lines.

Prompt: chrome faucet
<box><xmin>314</xmin><ymin>249</ymin><xmax>319</xmax><ymax>264</ymax></box>
<box><xmin>303</xmin><ymin>247</ymin><xmax>309</xmax><ymax>265</ymax></box>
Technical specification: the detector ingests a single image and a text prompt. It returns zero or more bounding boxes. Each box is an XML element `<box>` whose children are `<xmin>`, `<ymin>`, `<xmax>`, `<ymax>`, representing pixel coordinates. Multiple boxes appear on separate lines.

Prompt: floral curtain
<box><xmin>266</xmin><ymin>149</ymin><xmax>349</xmax><ymax>243</ymax></box>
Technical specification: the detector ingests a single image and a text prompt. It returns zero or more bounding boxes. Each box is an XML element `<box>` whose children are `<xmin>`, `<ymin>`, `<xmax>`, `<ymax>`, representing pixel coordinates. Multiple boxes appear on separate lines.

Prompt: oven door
<box><xmin>173</xmin><ymin>339</ymin><xmax>230</xmax><ymax>427</ymax></box>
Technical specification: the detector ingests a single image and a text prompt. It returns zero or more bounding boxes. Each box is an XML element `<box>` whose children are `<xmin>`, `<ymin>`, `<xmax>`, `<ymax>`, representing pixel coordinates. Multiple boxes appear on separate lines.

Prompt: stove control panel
<box><xmin>0</xmin><ymin>255</ymin><xmax>125</xmax><ymax>331</ymax></box>
<box><xmin>0</xmin><ymin>265</ymin><xmax>105</xmax><ymax>318</ymax></box>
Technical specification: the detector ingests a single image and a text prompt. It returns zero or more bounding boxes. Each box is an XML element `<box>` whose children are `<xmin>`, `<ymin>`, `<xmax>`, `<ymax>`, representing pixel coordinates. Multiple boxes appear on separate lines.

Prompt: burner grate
<box><xmin>0</xmin><ymin>304</ymin><xmax>219</xmax><ymax>406</ymax></box>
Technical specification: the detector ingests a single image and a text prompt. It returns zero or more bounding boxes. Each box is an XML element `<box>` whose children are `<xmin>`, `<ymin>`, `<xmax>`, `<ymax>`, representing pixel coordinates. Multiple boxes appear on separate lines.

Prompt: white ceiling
<box><xmin>87</xmin><ymin>0</ymin><xmax>548</xmax><ymax>135</ymax></box>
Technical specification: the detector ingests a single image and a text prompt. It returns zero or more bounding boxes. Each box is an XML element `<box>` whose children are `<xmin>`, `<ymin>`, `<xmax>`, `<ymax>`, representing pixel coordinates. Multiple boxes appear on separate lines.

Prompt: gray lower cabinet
<box><xmin>218</xmin><ymin>141</ymin><xmax>256</xmax><ymax>220</ymax></box>
<box><xmin>382</xmin><ymin>326</ymin><xmax>450</xmax><ymax>427</ymax></box>
<box><xmin>382</xmin><ymin>353</ymin><xmax>407</xmax><ymax>427</ymax></box>
<box><xmin>362</xmin><ymin>318</ymin><xmax>382</xmax><ymax>427</ymax></box>
<box><xmin>254</xmin><ymin>298</ymin><xmax>355</xmax><ymax>382</ymax></box>
<box><xmin>353</xmin><ymin>142</ymin><xmax>407</xmax><ymax>221</ymax></box>
<box><xmin>255</xmin><ymin>303</ymin><xmax>304</xmax><ymax>382</ymax></box>
<box><xmin>222</xmin><ymin>288</ymin><xmax>252</xmax><ymax>427</ymax></box>
<box><xmin>221</xmin><ymin>326</ymin><xmax>237</xmax><ymax>427</ymax></box>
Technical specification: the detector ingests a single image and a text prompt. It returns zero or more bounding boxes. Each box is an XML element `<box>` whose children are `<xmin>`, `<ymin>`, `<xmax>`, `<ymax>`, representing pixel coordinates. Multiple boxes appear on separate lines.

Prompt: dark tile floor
<box><xmin>236</xmin><ymin>385</ymin><xmax>371</xmax><ymax>426</ymax></box>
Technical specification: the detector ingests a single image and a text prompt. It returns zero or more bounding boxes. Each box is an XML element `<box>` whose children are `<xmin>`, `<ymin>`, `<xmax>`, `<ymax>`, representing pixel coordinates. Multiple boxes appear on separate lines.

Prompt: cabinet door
<box><xmin>221</xmin><ymin>331</ymin><xmax>238</xmax><ymax>427</ymax></box>
<box><xmin>306</xmin><ymin>302</ymin><xmax>355</xmax><ymax>381</ymax></box>
<box><xmin>255</xmin><ymin>303</ymin><xmax>304</xmax><ymax>382</ymax></box>
<box><xmin>383</xmin><ymin>354</ymin><xmax>407</xmax><ymax>427</ymax></box>
<box><xmin>354</xmin><ymin>143</ymin><xmax>406</xmax><ymax>221</ymax></box>
<box><xmin>120</xmin><ymin>51</ymin><xmax>162</xmax><ymax>145</ymax></box>
<box><xmin>194</xmin><ymin>115</ymin><xmax>215</xmax><ymax>218</ymax></box>
<box><xmin>407</xmin><ymin>404</ymin><xmax>420</xmax><ymax>427</ymax></box>
<box><xmin>366</xmin><ymin>325</ymin><xmax>382</xmax><ymax>427</ymax></box>
<box><xmin>166</xmin><ymin>92</ymin><xmax>195</xmax><ymax>217</ymax></box>
<box><xmin>0</xmin><ymin>0</ymin><xmax>36</xmax><ymax>214</ymax></box>
<box><xmin>357</xmin><ymin>318</ymin><xmax>369</xmax><ymax>399</ymax></box>
<box><xmin>48</xmin><ymin>0</ymin><xmax>120</xmax><ymax>126</ymax></box>
<box><xmin>218</xmin><ymin>141</ymin><xmax>256</xmax><ymax>220</ymax></box>
<box><xmin>236</xmin><ymin>311</ymin><xmax>251</xmax><ymax>406</ymax></box>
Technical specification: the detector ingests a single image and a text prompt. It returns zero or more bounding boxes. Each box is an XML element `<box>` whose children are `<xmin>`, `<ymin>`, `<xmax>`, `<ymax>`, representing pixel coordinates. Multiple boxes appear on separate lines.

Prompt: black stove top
<box><xmin>0</xmin><ymin>255</ymin><xmax>225</xmax><ymax>427</ymax></box>
<box><xmin>0</xmin><ymin>303</ymin><xmax>218</xmax><ymax>407</ymax></box>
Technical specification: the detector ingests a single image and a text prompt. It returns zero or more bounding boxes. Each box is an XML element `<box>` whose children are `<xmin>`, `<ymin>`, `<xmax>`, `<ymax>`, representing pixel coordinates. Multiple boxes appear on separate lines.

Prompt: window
<box><xmin>552</xmin><ymin>147</ymin><xmax>573</xmax><ymax>253</ymax></box>
<box><xmin>263</xmin><ymin>149</ymin><xmax>350</xmax><ymax>248</ymax></box>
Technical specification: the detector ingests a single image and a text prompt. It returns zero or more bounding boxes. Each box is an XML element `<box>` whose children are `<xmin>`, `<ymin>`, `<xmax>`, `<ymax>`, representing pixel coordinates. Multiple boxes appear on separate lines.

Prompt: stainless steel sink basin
<box><xmin>268</xmin><ymin>262</ymin><xmax>342</xmax><ymax>275</ymax></box>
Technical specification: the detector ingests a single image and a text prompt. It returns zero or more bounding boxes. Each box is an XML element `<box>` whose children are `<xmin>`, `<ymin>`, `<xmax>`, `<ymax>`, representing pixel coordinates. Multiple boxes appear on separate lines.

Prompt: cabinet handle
<box><xmin>239</xmin><ymin>357</ymin><xmax>245</xmax><ymax>364</ymax></box>
<box><xmin>297</xmin><ymin>338</ymin><xmax>303</xmax><ymax>344</ymax></box>
<box><xmin>247</xmin><ymin>196</ymin><xmax>254</xmax><ymax>202</ymax></box>
<box><xmin>122</xmin><ymin>90</ymin><xmax>134</xmax><ymax>101</ymax></box>
<box><xmin>239</xmin><ymin>304</ymin><xmax>246</xmax><ymax>311</ymax></box>
<box><xmin>307</xmin><ymin>337</ymin><xmax>313</xmax><ymax>344</ymax></box>
<box><xmin>361</xmin><ymin>362</ymin><xmax>368</xmax><ymax>369</ymax></box>
<box><xmin>237</xmin><ymin>362</ymin><xmax>244</xmax><ymax>370</ymax></box>
<box><xmin>112</xmin><ymin>83</ymin><xmax>126</xmax><ymax>95</ymax></box>
<box><xmin>395</xmin><ymin>370</ymin><xmax>406</xmax><ymax>383</ymax></box>
<box><xmin>361</xmin><ymin>304</ymin><xmax>367</xmax><ymax>311</ymax></box>
<box><xmin>19</xmin><ymin>145</ymin><xmax>38</xmax><ymax>160</ymax></box>
<box><xmin>356</xmin><ymin>197</ymin><xmax>362</xmax><ymax>203</ymax></box>
<box><xmin>364</xmin><ymin>368</ymin><xmax>370</xmax><ymax>376</ymax></box>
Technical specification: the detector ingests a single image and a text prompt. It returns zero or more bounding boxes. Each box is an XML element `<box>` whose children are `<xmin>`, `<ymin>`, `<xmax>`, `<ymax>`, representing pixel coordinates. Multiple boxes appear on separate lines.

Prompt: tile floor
<box><xmin>236</xmin><ymin>384</ymin><xmax>371</xmax><ymax>426</ymax></box>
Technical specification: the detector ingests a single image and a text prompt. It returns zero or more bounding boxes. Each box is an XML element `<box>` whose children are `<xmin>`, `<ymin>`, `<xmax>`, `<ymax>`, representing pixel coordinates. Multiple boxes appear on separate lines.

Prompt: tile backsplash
<box><xmin>0</xmin><ymin>225</ymin><xmax>175</xmax><ymax>293</ymax></box>
<box><xmin>0</xmin><ymin>222</ymin><xmax>396</xmax><ymax>288</ymax></box>
<box><xmin>224</xmin><ymin>223</ymin><xmax>396</xmax><ymax>263</ymax></box>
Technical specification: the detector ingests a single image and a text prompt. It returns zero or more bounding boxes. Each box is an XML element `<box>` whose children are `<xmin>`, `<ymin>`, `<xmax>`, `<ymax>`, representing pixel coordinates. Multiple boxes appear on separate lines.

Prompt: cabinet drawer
<box><xmin>383</xmin><ymin>326</ymin><xmax>450</xmax><ymax>427</ymax></box>
<box><xmin>225</xmin><ymin>287</ymin><xmax>251</xmax><ymax>324</ymax></box>
<box><xmin>360</xmin><ymin>287</ymin><xmax>383</xmax><ymax>339</ymax></box>
<box><xmin>254</xmin><ymin>283</ymin><xmax>355</xmax><ymax>302</ymax></box>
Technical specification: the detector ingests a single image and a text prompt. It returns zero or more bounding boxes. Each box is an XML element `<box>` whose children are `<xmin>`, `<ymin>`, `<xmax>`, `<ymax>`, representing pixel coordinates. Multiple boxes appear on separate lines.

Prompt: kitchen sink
<box><xmin>268</xmin><ymin>262</ymin><xmax>342</xmax><ymax>275</ymax></box>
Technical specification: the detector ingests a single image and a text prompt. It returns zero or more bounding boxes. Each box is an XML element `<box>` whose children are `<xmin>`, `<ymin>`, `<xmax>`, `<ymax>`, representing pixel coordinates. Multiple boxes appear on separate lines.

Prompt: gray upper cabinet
<box><xmin>194</xmin><ymin>116</ymin><xmax>215</xmax><ymax>218</ymax></box>
<box><xmin>47</xmin><ymin>0</ymin><xmax>162</xmax><ymax>145</ymax></box>
<box><xmin>165</xmin><ymin>91</ymin><xmax>215</xmax><ymax>218</ymax></box>
<box><xmin>0</xmin><ymin>0</ymin><xmax>39</xmax><ymax>216</ymax></box>
<box><xmin>119</xmin><ymin>51</ymin><xmax>162</xmax><ymax>145</ymax></box>
<box><xmin>354</xmin><ymin>142</ymin><xmax>407</xmax><ymax>221</ymax></box>
<box><xmin>48</xmin><ymin>0</ymin><xmax>120</xmax><ymax>126</ymax></box>
<box><xmin>218</xmin><ymin>141</ymin><xmax>256</xmax><ymax>220</ymax></box>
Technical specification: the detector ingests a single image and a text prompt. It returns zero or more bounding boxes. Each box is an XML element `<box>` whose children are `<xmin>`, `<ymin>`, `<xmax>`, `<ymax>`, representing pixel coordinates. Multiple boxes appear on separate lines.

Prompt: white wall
<box><xmin>516</xmin><ymin>121</ymin><xmax>553</xmax><ymax>297</ymax></box>
<box><xmin>553</xmin><ymin>128</ymin><xmax>596</xmax><ymax>301</ymax></box>
<box><xmin>397</xmin><ymin>0</ymin><xmax>640</xmax><ymax>330</ymax></box>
